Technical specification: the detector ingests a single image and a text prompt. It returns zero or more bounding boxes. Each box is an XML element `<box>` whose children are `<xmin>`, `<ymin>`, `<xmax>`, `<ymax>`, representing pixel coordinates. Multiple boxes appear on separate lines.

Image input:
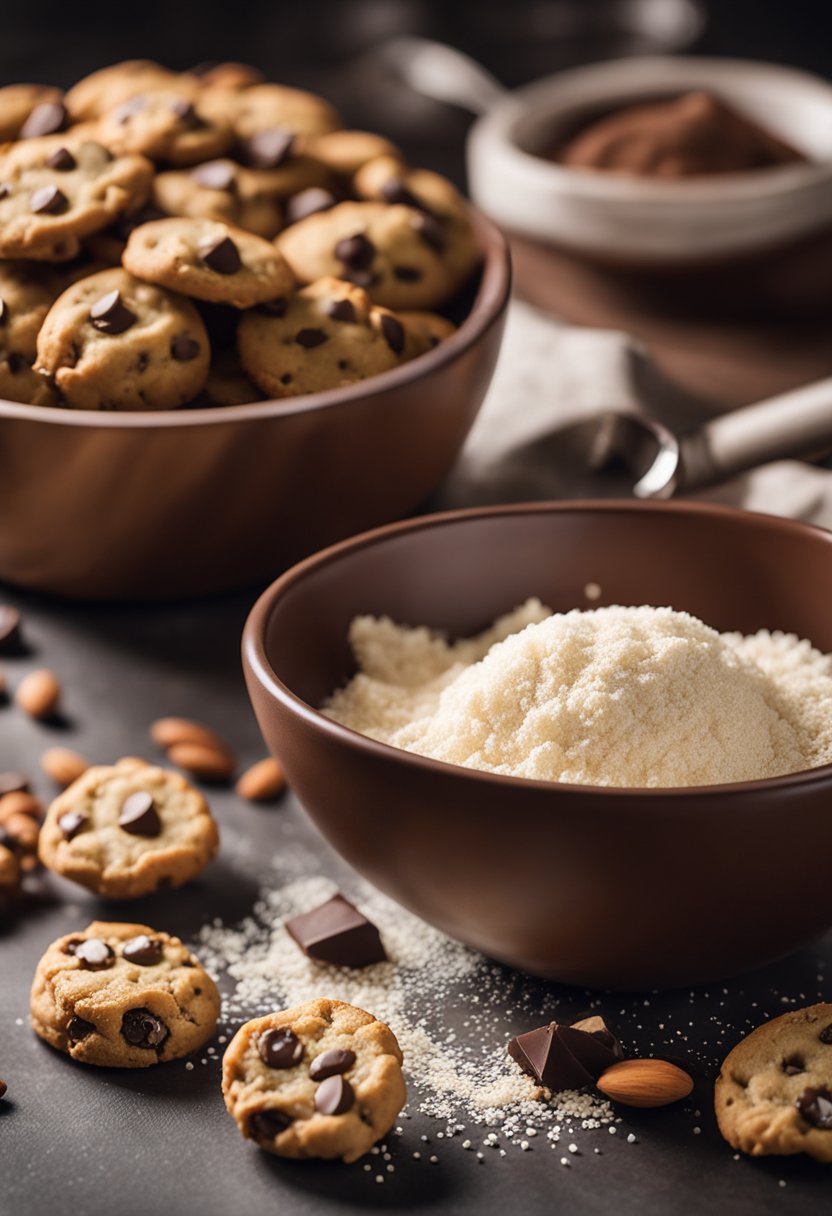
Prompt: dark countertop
<box><xmin>1</xmin><ymin>584</ymin><xmax>830</xmax><ymax>1216</ymax></box>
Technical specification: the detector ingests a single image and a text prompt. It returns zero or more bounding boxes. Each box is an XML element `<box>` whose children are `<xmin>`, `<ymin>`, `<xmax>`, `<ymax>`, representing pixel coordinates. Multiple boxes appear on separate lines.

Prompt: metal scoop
<box><xmin>555</xmin><ymin>375</ymin><xmax>832</xmax><ymax>498</ymax></box>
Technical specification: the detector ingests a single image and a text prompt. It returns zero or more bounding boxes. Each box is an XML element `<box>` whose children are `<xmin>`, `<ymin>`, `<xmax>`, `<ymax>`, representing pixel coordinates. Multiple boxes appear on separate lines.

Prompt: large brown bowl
<box><xmin>243</xmin><ymin>500</ymin><xmax>832</xmax><ymax>990</ymax></box>
<box><xmin>0</xmin><ymin>211</ymin><xmax>509</xmax><ymax>601</ymax></box>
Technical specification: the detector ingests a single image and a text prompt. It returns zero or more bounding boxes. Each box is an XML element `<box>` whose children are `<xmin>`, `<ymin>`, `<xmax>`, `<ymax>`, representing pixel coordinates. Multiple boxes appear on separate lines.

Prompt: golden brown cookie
<box><xmin>96</xmin><ymin>90</ymin><xmax>234</xmax><ymax>167</ymax></box>
<box><xmin>202</xmin><ymin>82</ymin><xmax>340</xmax><ymax>144</ymax></box>
<box><xmin>153</xmin><ymin>161</ymin><xmax>286</xmax><ymax>239</ymax></box>
<box><xmin>30</xmin><ymin>920</ymin><xmax>220</xmax><ymax>1067</ymax></box>
<box><xmin>222</xmin><ymin>998</ymin><xmax>406</xmax><ymax>1162</ymax></box>
<box><xmin>0</xmin><ymin>84</ymin><xmax>65</xmax><ymax>141</ymax></box>
<box><xmin>715</xmin><ymin>1003</ymin><xmax>832</xmax><ymax>1162</ymax></box>
<box><xmin>64</xmin><ymin>60</ymin><xmax>192</xmax><ymax>122</ymax></box>
<box><xmin>0</xmin><ymin>262</ymin><xmax>65</xmax><ymax>405</ymax></box>
<box><xmin>35</xmin><ymin>267</ymin><xmax>210</xmax><ymax>410</ymax></box>
<box><xmin>398</xmin><ymin>309</ymin><xmax>456</xmax><ymax>357</ymax></box>
<box><xmin>38</xmin><ymin>758</ymin><xmax>219</xmax><ymax>896</ymax></box>
<box><xmin>301</xmin><ymin>130</ymin><xmax>401</xmax><ymax>178</ymax></box>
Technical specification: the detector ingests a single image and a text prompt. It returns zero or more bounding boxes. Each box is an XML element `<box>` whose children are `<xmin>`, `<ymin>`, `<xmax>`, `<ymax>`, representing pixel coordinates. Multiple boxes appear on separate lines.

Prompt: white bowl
<box><xmin>467</xmin><ymin>56</ymin><xmax>832</xmax><ymax>265</ymax></box>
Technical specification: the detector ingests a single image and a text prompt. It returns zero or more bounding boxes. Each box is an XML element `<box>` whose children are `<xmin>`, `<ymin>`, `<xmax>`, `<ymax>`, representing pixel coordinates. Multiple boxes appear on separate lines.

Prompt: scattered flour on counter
<box><xmin>325</xmin><ymin>602</ymin><xmax>832</xmax><ymax>788</ymax></box>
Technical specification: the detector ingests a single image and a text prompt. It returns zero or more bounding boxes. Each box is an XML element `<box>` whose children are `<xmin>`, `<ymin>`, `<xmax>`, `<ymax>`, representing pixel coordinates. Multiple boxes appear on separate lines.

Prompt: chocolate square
<box><xmin>285</xmin><ymin>893</ymin><xmax>387</xmax><ymax>968</ymax></box>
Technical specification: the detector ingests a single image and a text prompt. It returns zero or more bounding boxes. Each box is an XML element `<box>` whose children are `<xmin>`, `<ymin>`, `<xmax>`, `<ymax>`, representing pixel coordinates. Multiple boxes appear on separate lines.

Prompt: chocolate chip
<box><xmin>171</xmin><ymin>334</ymin><xmax>201</xmax><ymax>362</ymax></box>
<box><xmin>819</xmin><ymin>1024</ymin><xmax>832</xmax><ymax>1045</ymax></box>
<box><xmin>118</xmin><ymin>791</ymin><xmax>161</xmax><ymax>837</ymax></box>
<box><xmin>170</xmin><ymin>99</ymin><xmax>204</xmax><ymax>129</ymax></box>
<box><xmin>285</xmin><ymin>187</ymin><xmax>335</xmax><ymax>224</ymax></box>
<box><xmin>46</xmin><ymin>146</ymin><xmax>76</xmax><ymax>172</ymax></box>
<box><xmin>58</xmin><ymin>810</ymin><xmax>88</xmax><ymax>840</ymax></box>
<box><xmin>380</xmin><ymin>177</ymin><xmax>421</xmax><ymax>209</ymax></box>
<box><xmin>414</xmin><ymin>213</ymin><xmax>446</xmax><ymax>252</ymax></box>
<box><xmin>199</xmin><ymin>235</ymin><xmax>242</xmax><ymax>275</ymax></box>
<box><xmin>0</xmin><ymin>769</ymin><xmax>27</xmax><ymax>796</ymax></box>
<box><xmin>192</xmin><ymin>160</ymin><xmax>236</xmax><ymax>191</ymax></box>
<box><xmin>257</xmin><ymin>298</ymin><xmax>287</xmax><ymax>317</ymax></box>
<box><xmin>0</xmin><ymin>183</ymin><xmax>9</xmax><ymax>201</ymax></box>
<box><xmin>309</xmin><ymin>1048</ymin><xmax>356</xmax><ymax>1081</ymax></box>
<box><xmin>242</xmin><ymin>128</ymin><xmax>294</xmax><ymax>170</ymax></box>
<box><xmin>257</xmin><ymin>1027</ymin><xmax>304</xmax><ymax>1069</ymax></box>
<box><xmin>285</xmin><ymin>893</ymin><xmax>387</xmax><ymax>967</ymax></box>
<box><xmin>122</xmin><ymin>935</ymin><xmax>163</xmax><ymax>966</ymax></box>
<box><xmin>121</xmin><ymin>1007</ymin><xmax>168</xmax><ymax>1050</ymax></box>
<box><xmin>30</xmin><ymin>185</ymin><xmax>68</xmax><ymax>215</ymax></box>
<box><xmin>114</xmin><ymin>95</ymin><xmax>148</xmax><ymax>124</ymax></box>
<box><xmin>74</xmin><ymin>939</ymin><xmax>115</xmax><ymax>971</ymax></box>
<box><xmin>249</xmin><ymin>1109</ymin><xmax>292</xmax><ymax>1140</ymax></box>
<box><xmin>783</xmin><ymin>1056</ymin><xmax>805</xmax><ymax>1076</ymax></box>
<box><xmin>0</xmin><ymin>606</ymin><xmax>22</xmax><ymax>654</ymax></box>
<box><xmin>393</xmin><ymin>265</ymin><xmax>422</xmax><ymax>282</ymax></box>
<box><xmin>314</xmin><ymin>1074</ymin><xmax>354</xmax><ymax>1115</ymax></box>
<box><xmin>6</xmin><ymin>352</ymin><xmax>26</xmax><ymax>374</ymax></box>
<box><xmin>796</xmin><ymin>1086</ymin><xmax>832</xmax><ymax>1129</ymax></box>
<box><xmin>335</xmin><ymin>233</ymin><xmax>375</xmax><ymax>271</ymax></box>
<box><xmin>67</xmin><ymin>1015</ymin><xmax>95</xmax><ymax>1040</ymax></box>
<box><xmin>295</xmin><ymin>328</ymin><xmax>328</xmax><ymax>349</ymax></box>
<box><xmin>20</xmin><ymin>100</ymin><xmax>67</xmax><ymax>140</ymax></box>
<box><xmin>380</xmin><ymin>314</ymin><xmax>405</xmax><ymax>355</ymax></box>
<box><xmin>63</xmin><ymin>938</ymin><xmax>83</xmax><ymax>956</ymax></box>
<box><xmin>327</xmin><ymin>298</ymin><xmax>357</xmax><ymax>324</ymax></box>
<box><xmin>90</xmin><ymin>290</ymin><xmax>137</xmax><ymax>335</ymax></box>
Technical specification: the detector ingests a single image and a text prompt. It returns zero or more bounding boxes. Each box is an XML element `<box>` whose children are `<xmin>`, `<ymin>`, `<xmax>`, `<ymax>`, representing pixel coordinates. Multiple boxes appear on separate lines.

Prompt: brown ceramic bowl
<box><xmin>243</xmin><ymin>499</ymin><xmax>832</xmax><ymax>990</ymax></box>
<box><xmin>0</xmin><ymin>210</ymin><xmax>509</xmax><ymax>601</ymax></box>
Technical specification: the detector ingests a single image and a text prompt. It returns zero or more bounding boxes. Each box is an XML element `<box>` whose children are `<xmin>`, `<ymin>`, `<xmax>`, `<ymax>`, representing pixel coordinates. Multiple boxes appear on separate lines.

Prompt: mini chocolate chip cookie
<box><xmin>398</xmin><ymin>310</ymin><xmax>457</xmax><ymax>357</ymax></box>
<box><xmin>0</xmin><ymin>84</ymin><xmax>65</xmax><ymax>141</ymax></box>
<box><xmin>96</xmin><ymin>89</ymin><xmax>234</xmax><ymax>167</ymax></box>
<box><xmin>0</xmin><ymin>137</ymin><xmax>154</xmax><ymax>262</ymax></box>
<box><xmin>123</xmin><ymin>216</ymin><xmax>295</xmax><ymax>308</ymax></box>
<box><xmin>300</xmin><ymin>131</ymin><xmax>402</xmax><ymax>178</ymax></box>
<box><xmin>38</xmin><ymin>758</ymin><xmax>219</xmax><ymax>897</ymax></box>
<box><xmin>222</xmin><ymin>998</ymin><xmax>406</xmax><ymax>1163</ymax></box>
<box><xmin>35</xmin><ymin>267</ymin><xmax>210</xmax><ymax>410</ymax></box>
<box><xmin>202</xmin><ymin>82</ymin><xmax>341</xmax><ymax>145</ymax></box>
<box><xmin>237</xmin><ymin>276</ymin><xmax>412</xmax><ymax>399</ymax></box>
<box><xmin>65</xmin><ymin>60</ymin><xmax>192</xmax><ymax>122</ymax></box>
<box><xmin>715</xmin><ymin>1002</ymin><xmax>832</xmax><ymax>1162</ymax></box>
<box><xmin>153</xmin><ymin>161</ymin><xmax>284</xmax><ymax>239</ymax></box>
<box><xmin>30</xmin><ymin>920</ymin><xmax>219</xmax><ymax>1067</ymax></box>
<box><xmin>276</xmin><ymin>200</ymin><xmax>480</xmax><ymax>311</ymax></box>
<box><xmin>0</xmin><ymin>262</ymin><xmax>64</xmax><ymax>405</ymax></box>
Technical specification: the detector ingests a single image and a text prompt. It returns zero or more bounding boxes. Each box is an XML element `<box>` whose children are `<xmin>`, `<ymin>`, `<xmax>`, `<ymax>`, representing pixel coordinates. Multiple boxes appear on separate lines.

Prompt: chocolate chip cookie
<box><xmin>0</xmin><ymin>84</ymin><xmax>65</xmax><ymax>141</ymax></box>
<box><xmin>276</xmin><ymin>200</ymin><xmax>479</xmax><ymax>311</ymax></box>
<box><xmin>222</xmin><ymin>998</ymin><xmax>406</xmax><ymax>1162</ymax></box>
<box><xmin>715</xmin><ymin>1003</ymin><xmax>832</xmax><ymax>1162</ymax></box>
<box><xmin>38</xmin><ymin>758</ymin><xmax>219</xmax><ymax>897</ymax></box>
<box><xmin>65</xmin><ymin>60</ymin><xmax>191</xmax><ymax>122</ymax></box>
<box><xmin>0</xmin><ymin>137</ymin><xmax>154</xmax><ymax>261</ymax></box>
<box><xmin>300</xmin><ymin>130</ymin><xmax>401</xmax><ymax>178</ymax></box>
<box><xmin>0</xmin><ymin>262</ymin><xmax>64</xmax><ymax>405</ymax></box>
<box><xmin>153</xmin><ymin>161</ymin><xmax>285</xmax><ymax>239</ymax></box>
<box><xmin>35</xmin><ymin>267</ymin><xmax>210</xmax><ymax>410</ymax></box>
<box><xmin>203</xmin><ymin>82</ymin><xmax>341</xmax><ymax>144</ymax></box>
<box><xmin>123</xmin><ymin>216</ymin><xmax>295</xmax><ymax>308</ymax></box>
<box><xmin>398</xmin><ymin>310</ymin><xmax>456</xmax><ymax>357</ymax></box>
<box><xmin>237</xmin><ymin>276</ymin><xmax>411</xmax><ymax>399</ymax></box>
<box><xmin>97</xmin><ymin>90</ymin><xmax>234</xmax><ymax>167</ymax></box>
<box><xmin>30</xmin><ymin>920</ymin><xmax>219</xmax><ymax>1067</ymax></box>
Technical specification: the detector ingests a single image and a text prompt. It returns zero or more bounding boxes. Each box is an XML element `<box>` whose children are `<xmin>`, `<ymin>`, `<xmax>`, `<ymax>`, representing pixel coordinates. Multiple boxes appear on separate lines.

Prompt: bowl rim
<box><xmin>244</xmin><ymin>498</ymin><xmax>832</xmax><ymax>800</ymax></box>
<box><xmin>0</xmin><ymin>206</ymin><xmax>511</xmax><ymax>430</ymax></box>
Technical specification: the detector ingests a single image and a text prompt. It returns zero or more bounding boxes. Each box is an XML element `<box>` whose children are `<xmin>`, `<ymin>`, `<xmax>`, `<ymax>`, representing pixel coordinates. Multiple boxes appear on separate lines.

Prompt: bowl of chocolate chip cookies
<box><xmin>0</xmin><ymin>60</ymin><xmax>509</xmax><ymax>599</ymax></box>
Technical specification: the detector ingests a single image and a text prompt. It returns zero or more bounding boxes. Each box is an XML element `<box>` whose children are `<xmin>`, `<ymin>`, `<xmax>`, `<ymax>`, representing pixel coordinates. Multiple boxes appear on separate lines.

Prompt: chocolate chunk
<box><xmin>414</xmin><ymin>213</ymin><xmax>446</xmax><ymax>252</ymax></box>
<box><xmin>118</xmin><ymin>791</ymin><xmax>161</xmax><ymax>837</ymax></box>
<box><xmin>122</xmin><ymin>935</ymin><xmax>163</xmax><ymax>966</ymax></box>
<box><xmin>20</xmin><ymin>100</ymin><xmax>67</xmax><ymax>140</ymax></box>
<box><xmin>309</xmin><ymin>1048</ymin><xmax>356</xmax><ymax>1081</ymax></box>
<box><xmin>285</xmin><ymin>187</ymin><xmax>335</xmax><ymax>224</ymax></box>
<box><xmin>171</xmin><ymin>334</ymin><xmax>201</xmax><ymax>361</ymax></box>
<box><xmin>257</xmin><ymin>298</ymin><xmax>287</xmax><ymax>316</ymax></box>
<box><xmin>285</xmin><ymin>893</ymin><xmax>387</xmax><ymax>968</ymax></box>
<box><xmin>570</xmin><ymin>1015</ymin><xmax>624</xmax><ymax>1059</ymax></box>
<box><xmin>170</xmin><ymin>99</ymin><xmax>203</xmax><ymax>128</ymax></box>
<box><xmin>67</xmin><ymin>1015</ymin><xmax>95</xmax><ymax>1040</ymax></box>
<box><xmin>315</xmin><ymin>1074</ymin><xmax>354</xmax><ymax>1115</ymax></box>
<box><xmin>249</xmin><ymin>1109</ymin><xmax>292</xmax><ymax>1140</ymax></box>
<box><xmin>46</xmin><ymin>146</ymin><xmax>76</xmax><ymax>172</ymax></box>
<box><xmin>0</xmin><ymin>770</ymin><xmax>28</xmax><ymax>796</ymax></box>
<box><xmin>335</xmin><ymin>233</ymin><xmax>375</xmax><ymax>271</ymax></box>
<box><xmin>783</xmin><ymin>1056</ymin><xmax>805</xmax><ymax>1076</ymax></box>
<box><xmin>796</xmin><ymin>1086</ymin><xmax>832</xmax><ymax>1129</ymax></box>
<box><xmin>121</xmin><ymin>1007</ymin><xmax>168</xmax><ymax>1050</ymax></box>
<box><xmin>295</xmin><ymin>327</ymin><xmax>328</xmax><ymax>348</ymax></box>
<box><xmin>258</xmin><ymin>1027</ymin><xmax>304</xmax><ymax>1069</ymax></box>
<box><xmin>74</xmin><ymin>939</ymin><xmax>115</xmax><ymax>971</ymax></box>
<box><xmin>507</xmin><ymin>1017</ymin><xmax>622</xmax><ymax>1090</ymax></box>
<box><xmin>819</xmin><ymin>1024</ymin><xmax>832</xmax><ymax>1045</ymax></box>
<box><xmin>243</xmin><ymin>128</ymin><xmax>294</xmax><ymax>170</ymax></box>
<box><xmin>90</xmin><ymin>290</ymin><xmax>137</xmax><ymax>335</ymax></box>
<box><xmin>327</xmin><ymin>298</ymin><xmax>357</xmax><ymax>324</ymax></box>
<box><xmin>380</xmin><ymin>313</ymin><xmax>405</xmax><ymax>354</ymax></box>
<box><xmin>58</xmin><ymin>809</ymin><xmax>88</xmax><ymax>840</ymax></box>
<box><xmin>30</xmin><ymin>185</ymin><xmax>68</xmax><ymax>215</ymax></box>
<box><xmin>114</xmin><ymin>95</ymin><xmax>148</xmax><ymax>124</ymax></box>
<box><xmin>380</xmin><ymin>177</ymin><xmax>422</xmax><ymax>209</ymax></box>
<box><xmin>192</xmin><ymin>160</ymin><xmax>236</xmax><ymax>191</ymax></box>
<box><xmin>0</xmin><ymin>606</ymin><xmax>22</xmax><ymax>654</ymax></box>
<box><xmin>393</xmin><ymin>266</ymin><xmax>422</xmax><ymax>282</ymax></box>
<box><xmin>199</xmin><ymin>235</ymin><xmax>242</xmax><ymax>275</ymax></box>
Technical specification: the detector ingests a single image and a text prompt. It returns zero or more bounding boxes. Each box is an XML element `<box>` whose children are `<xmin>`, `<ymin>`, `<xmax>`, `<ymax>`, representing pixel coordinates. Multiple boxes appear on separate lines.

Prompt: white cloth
<box><xmin>437</xmin><ymin>300</ymin><xmax>832</xmax><ymax>527</ymax></box>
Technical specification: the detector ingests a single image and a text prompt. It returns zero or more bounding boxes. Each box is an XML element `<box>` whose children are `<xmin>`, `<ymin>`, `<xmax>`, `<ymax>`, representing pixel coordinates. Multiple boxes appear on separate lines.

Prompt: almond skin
<box><xmin>596</xmin><ymin>1059</ymin><xmax>693</xmax><ymax>1108</ymax></box>
<box><xmin>167</xmin><ymin>741</ymin><xmax>235</xmax><ymax>782</ymax></box>
<box><xmin>16</xmin><ymin>669</ymin><xmax>61</xmax><ymax>720</ymax></box>
<box><xmin>150</xmin><ymin>716</ymin><xmax>233</xmax><ymax>759</ymax></box>
<box><xmin>40</xmin><ymin>746</ymin><xmax>89</xmax><ymax>787</ymax></box>
<box><xmin>235</xmin><ymin>757</ymin><xmax>286</xmax><ymax>802</ymax></box>
<box><xmin>0</xmin><ymin>791</ymin><xmax>43</xmax><ymax>821</ymax></box>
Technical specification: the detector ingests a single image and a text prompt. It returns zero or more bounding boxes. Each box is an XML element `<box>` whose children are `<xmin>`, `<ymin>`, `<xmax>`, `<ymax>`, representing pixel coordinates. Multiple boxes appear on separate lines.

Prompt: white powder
<box><xmin>325</xmin><ymin>602</ymin><xmax>832</xmax><ymax>788</ymax></box>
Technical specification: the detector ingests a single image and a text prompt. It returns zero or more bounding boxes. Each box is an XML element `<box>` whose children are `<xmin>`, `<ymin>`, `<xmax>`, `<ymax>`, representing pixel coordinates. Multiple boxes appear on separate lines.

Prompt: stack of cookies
<box><xmin>0</xmin><ymin>60</ymin><xmax>481</xmax><ymax>411</ymax></box>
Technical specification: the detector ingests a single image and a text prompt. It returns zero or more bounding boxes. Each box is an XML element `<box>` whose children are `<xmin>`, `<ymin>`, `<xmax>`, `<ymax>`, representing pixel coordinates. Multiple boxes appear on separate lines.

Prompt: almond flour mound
<box><xmin>325</xmin><ymin>602</ymin><xmax>832</xmax><ymax>788</ymax></box>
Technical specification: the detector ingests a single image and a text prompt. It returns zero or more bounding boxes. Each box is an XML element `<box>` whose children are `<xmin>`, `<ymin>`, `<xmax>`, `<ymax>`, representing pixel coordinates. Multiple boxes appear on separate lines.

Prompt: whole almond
<box><xmin>2</xmin><ymin>811</ymin><xmax>39</xmax><ymax>852</ymax></box>
<box><xmin>596</xmin><ymin>1059</ymin><xmax>693</xmax><ymax>1108</ymax></box>
<box><xmin>236</xmin><ymin>757</ymin><xmax>286</xmax><ymax>802</ymax></box>
<box><xmin>167</xmin><ymin>741</ymin><xmax>235</xmax><ymax>782</ymax></box>
<box><xmin>16</xmin><ymin>669</ymin><xmax>61</xmax><ymax>720</ymax></box>
<box><xmin>150</xmin><ymin>716</ymin><xmax>233</xmax><ymax>759</ymax></box>
<box><xmin>0</xmin><ymin>791</ymin><xmax>42</xmax><ymax>822</ymax></box>
<box><xmin>41</xmin><ymin>747</ymin><xmax>89</xmax><ymax>787</ymax></box>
